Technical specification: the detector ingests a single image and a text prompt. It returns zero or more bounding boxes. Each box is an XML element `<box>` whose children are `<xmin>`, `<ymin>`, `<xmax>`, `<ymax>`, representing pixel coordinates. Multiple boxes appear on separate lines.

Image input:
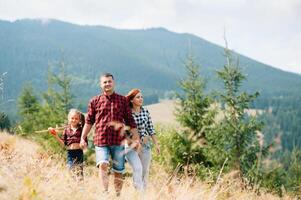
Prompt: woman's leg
<box><xmin>139</xmin><ymin>147</ymin><xmax>152</xmax><ymax>188</ymax></box>
<box><xmin>125</xmin><ymin>148</ymin><xmax>143</xmax><ymax>190</ymax></box>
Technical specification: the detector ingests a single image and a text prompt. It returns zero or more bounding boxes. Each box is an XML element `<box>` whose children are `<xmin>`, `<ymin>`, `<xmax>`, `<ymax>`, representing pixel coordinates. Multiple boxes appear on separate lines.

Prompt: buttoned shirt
<box><xmin>62</xmin><ymin>126</ymin><xmax>85</xmax><ymax>146</ymax></box>
<box><xmin>86</xmin><ymin>92</ymin><xmax>137</xmax><ymax>146</ymax></box>
<box><xmin>132</xmin><ymin>107</ymin><xmax>155</xmax><ymax>139</ymax></box>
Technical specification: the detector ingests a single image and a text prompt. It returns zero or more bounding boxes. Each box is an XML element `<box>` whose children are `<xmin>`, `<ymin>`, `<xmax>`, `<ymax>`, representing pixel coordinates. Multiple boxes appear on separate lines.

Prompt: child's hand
<box><xmin>48</xmin><ymin>127</ymin><xmax>57</xmax><ymax>136</ymax></box>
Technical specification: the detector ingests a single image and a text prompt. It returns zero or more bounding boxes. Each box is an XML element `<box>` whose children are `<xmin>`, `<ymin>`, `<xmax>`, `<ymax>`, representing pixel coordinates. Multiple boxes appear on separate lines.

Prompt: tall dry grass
<box><xmin>0</xmin><ymin>132</ymin><xmax>295</xmax><ymax>200</ymax></box>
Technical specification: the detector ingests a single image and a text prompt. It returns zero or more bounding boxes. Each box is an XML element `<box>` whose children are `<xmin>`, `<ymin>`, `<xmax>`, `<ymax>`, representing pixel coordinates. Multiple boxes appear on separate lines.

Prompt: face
<box><xmin>69</xmin><ymin>113</ymin><xmax>81</xmax><ymax>128</ymax></box>
<box><xmin>100</xmin><ymin>76</ymin><xmax>115</xmax><ymax>94</ymax></box>
<box><xmin>131</xmin><ymin>92</ymin><xmax>143</xmax><ymax>107</ymax></box>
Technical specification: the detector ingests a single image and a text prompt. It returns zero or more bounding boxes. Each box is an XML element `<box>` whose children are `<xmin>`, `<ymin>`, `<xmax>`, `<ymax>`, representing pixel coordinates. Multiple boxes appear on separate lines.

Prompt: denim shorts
<box><xmin>66</xmin><ymin>149</ymin><xmax>84</xmax><ymax>168</ymax></box>
<box><xmin>95</xmin><ymin>145</ymin><xmax>125</xmax><ymax>174</ymax></box>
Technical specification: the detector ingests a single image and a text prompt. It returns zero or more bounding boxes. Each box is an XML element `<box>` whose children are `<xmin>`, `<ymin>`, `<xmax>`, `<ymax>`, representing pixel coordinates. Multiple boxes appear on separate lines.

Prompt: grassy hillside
<box><xmin>0</xmin><ymin>132</ymin><xmax>291</xmax><ymax>200</ymax></box>
<box><xmin>146</xmin><ymin>100</ymin><xmax>178</xmax><ymax>125</ymax></box>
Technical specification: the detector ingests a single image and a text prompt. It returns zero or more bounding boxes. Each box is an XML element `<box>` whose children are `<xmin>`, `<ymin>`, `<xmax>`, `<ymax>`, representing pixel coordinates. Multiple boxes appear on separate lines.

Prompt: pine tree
<box><xmin>174</xmin><ymin>53</ymin><xmax>216</xmax><ymax>166</ymax></box>
<box><xmin>175</xmin><ymin>53</ymin><xmax>215</xmax><ymax>138</ymax></box>
<box><xmin>0</xmin><ymin>112</ymin><xmax>10</xmax><ymax>130</ymax></box>
<box><xmin>0</xmin><ymin>72</ymin><xmax>11</xmax><ymax>131</ymax></box>
<box><xmin>215</xmin><ymin>45</ymin><xmax>264</xmax><ymax>182</ymax></box>
<box><xmin>40</xmin><ymin>62</ymin><xmax>74</xmax><ymax>127</ymax></box>
<box><xmin>17</xmin><ymin>62</ymin><xmax>75</xmax><ymax>133</ymax></box>
<box><xmin>17</xmin><ymin>83</ymin><xmax>41</xmax><ymax>133</ymax></box>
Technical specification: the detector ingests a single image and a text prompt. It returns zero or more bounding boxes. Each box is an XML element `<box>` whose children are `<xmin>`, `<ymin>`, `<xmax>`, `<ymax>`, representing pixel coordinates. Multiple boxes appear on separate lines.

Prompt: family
<box><xmin>48</xmin><ymin>72</ymin><xmax>160</xmax><ymax>196</ymax></box>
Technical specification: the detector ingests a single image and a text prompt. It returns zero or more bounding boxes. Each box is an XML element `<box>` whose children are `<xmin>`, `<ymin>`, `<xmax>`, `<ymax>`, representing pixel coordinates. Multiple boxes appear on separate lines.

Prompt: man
<box><xmin>80</xmin><ymin>73</ymin><xmax>139</xmax><ymax>196</ymax></box>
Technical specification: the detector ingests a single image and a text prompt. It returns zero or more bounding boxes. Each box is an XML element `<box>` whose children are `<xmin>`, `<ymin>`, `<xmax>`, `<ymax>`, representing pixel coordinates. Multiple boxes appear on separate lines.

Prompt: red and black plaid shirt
<box><xmin>61</xmin><ymin>126</ymin><xmax>86</xmax><ymax>146</ymax></box>
<box><xmin>86</xmin><ymin>92</ymin><xmax>137</xmax><ymax>146</ymax></box>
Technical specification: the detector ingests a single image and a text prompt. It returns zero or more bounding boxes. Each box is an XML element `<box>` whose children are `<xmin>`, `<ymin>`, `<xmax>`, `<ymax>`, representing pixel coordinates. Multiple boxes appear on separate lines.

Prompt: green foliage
<box><xmin>213</xmin><ymin>46</ymin><xmax>264</xmax><ymax>184</ymax></box>
<box><xmin>261</xmin><ymin>167</ymin><xmax>287</xmax><ymax>196</ymax></box>
<box><xmin>175</xmin><ymin>54</ymin><xmax>215</xmax><ymax>138</ymax></box>
<box><xmin>152</xmin><ymin>125</ymin><xmax>219</xmax><ymax>181</ymax></box>
<box><xmin>282</xmin><ymin>148</ymin><xmax>301</xmax><ymax>196</ymax></box>
<box><xmin>38</xmin><ymin>62</ymin><xmax>74</xmax><ymax>127</ymax></box>
<box><xmin>17</xmin><ymin>63</ymin><xmax>74</xmax><ymax>134</ymax></box>
<box><xmin>16</xmin><ymin>62</ymin><xmax>75</xmax><ymax>154</ymax></box>
<box><xmin>170</xmin><ymin>53</ymin><xmax>219</xmax><ymax>178</ymax></box>
<box><xmin>17</xmin><ymin>83</ymin><xmax>41</xmax><ymax>134</ymax></box>
<box><xmin>0</xmin><ymin>112</ymin><xmax>10</xmax><ymax>130</ymax></box>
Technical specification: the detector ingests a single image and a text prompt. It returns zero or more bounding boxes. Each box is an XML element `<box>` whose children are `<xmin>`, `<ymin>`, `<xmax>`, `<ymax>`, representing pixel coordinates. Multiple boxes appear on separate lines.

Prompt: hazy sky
<box><xmin>0</xmin><ymin>0</ymin><xmax>300</xmax><ymax>74</ymax></box>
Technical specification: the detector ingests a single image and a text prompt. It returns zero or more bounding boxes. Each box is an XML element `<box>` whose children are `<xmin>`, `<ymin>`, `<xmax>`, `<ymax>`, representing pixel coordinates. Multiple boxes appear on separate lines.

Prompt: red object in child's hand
<box><xmin>48</xmin><ymin>127</ymin><xmax>57</xmax><ymax>135</ymax></box>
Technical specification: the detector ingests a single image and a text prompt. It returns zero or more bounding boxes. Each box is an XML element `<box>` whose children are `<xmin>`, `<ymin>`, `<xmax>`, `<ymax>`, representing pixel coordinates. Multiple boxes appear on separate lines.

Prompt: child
<box><xmin>48</xmin><ymin>108</ymin><xmax>87</xmax><ymax>180</ymax></box>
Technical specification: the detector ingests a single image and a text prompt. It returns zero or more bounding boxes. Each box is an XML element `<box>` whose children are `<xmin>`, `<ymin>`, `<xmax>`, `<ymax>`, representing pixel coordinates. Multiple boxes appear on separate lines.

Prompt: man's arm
<box><xmin>80</xmin><ymin>123</ymin><xmax>92</xmax><ymax>149</ymax></box>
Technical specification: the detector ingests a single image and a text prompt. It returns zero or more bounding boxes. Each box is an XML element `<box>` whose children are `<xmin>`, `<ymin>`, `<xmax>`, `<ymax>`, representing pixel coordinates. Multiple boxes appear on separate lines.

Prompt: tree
<box><xmin>175</xmin><ymin>53</ymin><xmax>215</xmax><ymax>138</ymax></box>
<box><xmin>0</xmin><ymin>72</ymin><xmax>11</xmax><ymax>131</ymax></box>
<box><xmin>17</xmin><ymin>62</ymin><xmax>75</xmax><ymax>134</ymax></box>
<box><xmin>174</xmin><ymin>53</ymin><xmax>216</xmax><ymax>168</ymax></box>
<box><xmin>39</xmin><ymin>62</ymin><xmax>74</xmax><ymax>127</ymax></box>
<box><xmin>215</xmin><ymin>44</ymin><xmax>264</xmax><ymax>182</ymax></box>
<box><xmin>0</xmin><ymin>112</ymin><xmax>10</xmax><ymax>130</ymax></box>
<box><xmin>17</xmin><ymin>83</ymin><xmax>41</xmax><ymax>133</ymax></box>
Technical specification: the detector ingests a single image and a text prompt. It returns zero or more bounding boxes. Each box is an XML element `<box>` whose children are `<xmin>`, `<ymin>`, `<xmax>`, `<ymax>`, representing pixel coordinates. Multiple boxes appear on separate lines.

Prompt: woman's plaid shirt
<box><xmin>85</xmin><ymin>92</ymin><xmax>137</xmax><ymax>146</ymax></box>
<box><xmin>132</xmin><ymin>107</ymin><xmax>155</xmax><ymax>139</ymax></box>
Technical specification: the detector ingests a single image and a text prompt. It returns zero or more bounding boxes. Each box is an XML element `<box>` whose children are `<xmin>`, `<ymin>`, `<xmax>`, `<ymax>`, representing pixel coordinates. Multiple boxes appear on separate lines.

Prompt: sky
<box><xmin>0</xmin><ymin>0</ymin><xmax>300</xmax><ymax>74</ymax></box>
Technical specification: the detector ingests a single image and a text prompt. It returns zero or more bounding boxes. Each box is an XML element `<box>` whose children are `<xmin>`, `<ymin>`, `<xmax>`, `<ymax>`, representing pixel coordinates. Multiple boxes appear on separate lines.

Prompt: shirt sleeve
<box><xmin>145</xmin><ymin>108</ymin><xmax>155</xmax><ymax>135</ymax></box>
<box><xmin>85</xmin><ymin>97</ymin><xmax>96</xmax><ymax>125</ymax></box>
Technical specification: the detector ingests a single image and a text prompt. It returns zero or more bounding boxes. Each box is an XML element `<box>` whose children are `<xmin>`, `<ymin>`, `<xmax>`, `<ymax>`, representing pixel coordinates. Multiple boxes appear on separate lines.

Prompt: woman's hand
<box><xmin>155</xmin><ymin>143</ymin><xmax>161</xmax><ymax>154</ymax></box>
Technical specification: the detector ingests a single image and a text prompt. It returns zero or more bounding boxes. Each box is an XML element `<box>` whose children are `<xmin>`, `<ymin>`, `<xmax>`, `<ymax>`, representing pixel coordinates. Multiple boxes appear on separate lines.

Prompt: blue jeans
<box><xmin>126</xmin><ymin>145</ymin><xmax>152</xmax><ymax>190</ymax></box>
<box><xmin>95</xmin><ymin>145</ymin><xmax>125</xmax><ymax>174</ymax></box>
<box><xmin>66</xmin><ymin>149</ymin><xmax>84</xmax><ymax>179</ymax></box>
<box><xmin>67</xmin><ymin>149</ymin><xmax>83</xmax><ymax>168</ymax></box>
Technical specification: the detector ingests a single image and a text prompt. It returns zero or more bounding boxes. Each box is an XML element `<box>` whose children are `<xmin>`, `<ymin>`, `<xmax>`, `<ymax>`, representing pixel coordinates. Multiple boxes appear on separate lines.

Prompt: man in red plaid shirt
<box><xmin>80</xmin><ymin>73</ymin><xmax>139</xmax><ymax>196</ymax></box>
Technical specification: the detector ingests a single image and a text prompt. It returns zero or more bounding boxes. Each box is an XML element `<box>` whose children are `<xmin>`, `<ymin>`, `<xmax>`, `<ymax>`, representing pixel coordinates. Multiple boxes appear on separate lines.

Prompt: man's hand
<box><xmin>80</xmin><ymin>138</ymin><xmax>87</xmax><ymax>149</ymax></box>
<box><xmin>131</xmin><ymin>139</ymin><xmax>142</xmax><ymax>152</ymax></box>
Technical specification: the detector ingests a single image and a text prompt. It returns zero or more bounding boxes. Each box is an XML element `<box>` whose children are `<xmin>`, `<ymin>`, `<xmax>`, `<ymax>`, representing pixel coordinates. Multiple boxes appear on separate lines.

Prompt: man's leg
<box><xmin>99</xmin><ymin>163</ymin><xmax>109</xmax><ymax>191</ymax></box>
<box><xmin>95</xmin><ymin>146</ymin><xmax>110</xmax><ymax>191</ymax></box>
<box><xmin>114</xmin><ymin>172</ymin><xmax>123</xmax><ymax>196</ymax></box>
<box><xmin>111</xmin><ymin>145</ymin><xmax>125</xmax><ymax>195</ymax></box>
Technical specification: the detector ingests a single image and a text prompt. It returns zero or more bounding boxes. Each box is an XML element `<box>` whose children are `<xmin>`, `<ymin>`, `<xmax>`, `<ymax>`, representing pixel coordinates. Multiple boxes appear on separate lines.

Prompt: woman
<box><xmin>125</xmin><ymin>88</ymin><xmax>160</xmax><ymax>190</ymax></box>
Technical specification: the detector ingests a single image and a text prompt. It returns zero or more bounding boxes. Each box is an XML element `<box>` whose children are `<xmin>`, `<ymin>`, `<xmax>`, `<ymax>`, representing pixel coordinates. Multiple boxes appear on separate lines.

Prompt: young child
<box><xmin>48</xmin><ymin>108</ymin><xmax>87</xmax><ymax>180</ymax></box>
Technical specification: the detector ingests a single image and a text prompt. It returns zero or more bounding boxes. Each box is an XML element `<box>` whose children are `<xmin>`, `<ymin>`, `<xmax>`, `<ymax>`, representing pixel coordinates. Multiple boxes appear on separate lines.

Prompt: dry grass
<box><xmin>0</xmin><ymin>132</ymin><xmax>295</xmax><ymax>200</ymax></box>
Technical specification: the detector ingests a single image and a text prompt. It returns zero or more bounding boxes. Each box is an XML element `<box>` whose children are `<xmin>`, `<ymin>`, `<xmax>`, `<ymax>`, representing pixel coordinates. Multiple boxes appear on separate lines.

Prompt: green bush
<box><xmin>152</xmin><ymin>124</ymin><xmax>219</xmax><ymax>181</ymax></box>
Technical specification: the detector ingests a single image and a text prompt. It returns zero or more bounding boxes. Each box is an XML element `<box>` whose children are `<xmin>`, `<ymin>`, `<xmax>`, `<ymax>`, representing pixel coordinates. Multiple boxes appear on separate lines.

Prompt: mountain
<box><xmin>1</xmin><ymin>19</ymin><xmax>301</xmax><ymax>115</ymax></box>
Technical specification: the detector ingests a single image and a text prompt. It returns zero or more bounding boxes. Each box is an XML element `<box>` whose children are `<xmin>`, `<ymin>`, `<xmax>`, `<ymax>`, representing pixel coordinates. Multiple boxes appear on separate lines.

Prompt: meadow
<box><xmin>0</xmin><ymin>129</ymin><xmax>295</xmax><ymax>199</ymax></box>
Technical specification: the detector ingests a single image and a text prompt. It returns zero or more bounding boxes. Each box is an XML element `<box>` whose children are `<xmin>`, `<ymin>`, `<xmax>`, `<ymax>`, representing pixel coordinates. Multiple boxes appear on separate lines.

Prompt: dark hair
<box><xmin>100</xmin><ymin>72</ymin><xmax>114</xmax><ymax>80</ymax></box>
